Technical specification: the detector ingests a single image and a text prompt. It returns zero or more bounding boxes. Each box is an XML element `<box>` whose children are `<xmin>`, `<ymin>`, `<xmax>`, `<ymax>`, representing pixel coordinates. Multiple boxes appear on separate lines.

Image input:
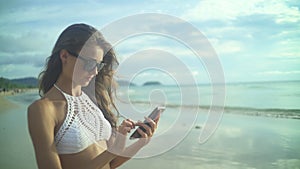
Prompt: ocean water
<box><xmin>116</xmin><ymin>81</ymin><xmax>300</xmax><ymax>120</ymax></box>
<box><xmin>0</xmin><ymin>81</ymin><xmax>300</xmax><ymax>169</ymax></box>
<box><xmin>117</xmin><ymin>80</ymin><xmax>300</xmax><ymax>109</ymax></box>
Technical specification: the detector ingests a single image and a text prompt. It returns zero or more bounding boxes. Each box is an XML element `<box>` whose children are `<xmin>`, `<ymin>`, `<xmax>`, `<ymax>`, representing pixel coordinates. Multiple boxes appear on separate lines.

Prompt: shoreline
<box><xmin>1</xmin><ymin>90</ymin><xmax>300</xmax><ymax>120</ymax></box>
<box><xmin>129</xmin><ymin>101</ymin><xmax>300</xmax><ymax>120</ymax></box>
<box><xmin>0</xmin><ymin>88</ymin><xmax>35</xmax><ymax>112</ymax></box>
<box><xmin>222</xmin><ymin>107</ymin><xmax>300</xmax><ymax>120</ymax></box>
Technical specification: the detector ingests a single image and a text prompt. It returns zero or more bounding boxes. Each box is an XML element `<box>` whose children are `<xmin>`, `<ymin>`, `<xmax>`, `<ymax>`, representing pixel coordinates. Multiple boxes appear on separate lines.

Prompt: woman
<box><xmin>28</xmin><ymin>23</ymin><xmax>159</xmax><ymax>169</ymax></box>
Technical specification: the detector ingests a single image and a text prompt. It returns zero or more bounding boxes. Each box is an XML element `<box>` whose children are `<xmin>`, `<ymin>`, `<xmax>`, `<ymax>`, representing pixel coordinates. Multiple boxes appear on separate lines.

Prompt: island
<box><xmin>143</xmin><ymin>81</ymin><xmax>162</xmax><ymax>86</ymax></box>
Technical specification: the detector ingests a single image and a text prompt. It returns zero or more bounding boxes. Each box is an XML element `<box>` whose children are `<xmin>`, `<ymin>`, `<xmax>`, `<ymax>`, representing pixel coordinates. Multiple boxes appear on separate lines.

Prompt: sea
<box><xmin>0</xmin><ymin>81</ymin><xmax>299</xmax><ymax>169</ymax></box>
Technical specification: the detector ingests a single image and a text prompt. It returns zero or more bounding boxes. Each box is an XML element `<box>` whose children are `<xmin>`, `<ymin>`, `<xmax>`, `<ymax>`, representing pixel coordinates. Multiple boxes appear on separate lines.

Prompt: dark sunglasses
<box><xmin>67</xmin><ymin>50</ymin><xmax>106</xmax><ymax>72</ymax></box>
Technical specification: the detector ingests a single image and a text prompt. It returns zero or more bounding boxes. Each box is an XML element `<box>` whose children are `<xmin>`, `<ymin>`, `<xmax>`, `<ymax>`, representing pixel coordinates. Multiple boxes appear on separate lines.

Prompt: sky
<box><xmin>0</xmin><ymin>0</ymin><xmax>299</xmax><ymax>85</ymax></box>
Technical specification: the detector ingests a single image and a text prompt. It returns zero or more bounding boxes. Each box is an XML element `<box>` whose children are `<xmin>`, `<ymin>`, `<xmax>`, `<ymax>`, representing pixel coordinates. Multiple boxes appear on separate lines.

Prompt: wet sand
<box><xmin>0</xmin><ymin>92</ymin><xmax>37</xmax><ymax>169</ymax></box>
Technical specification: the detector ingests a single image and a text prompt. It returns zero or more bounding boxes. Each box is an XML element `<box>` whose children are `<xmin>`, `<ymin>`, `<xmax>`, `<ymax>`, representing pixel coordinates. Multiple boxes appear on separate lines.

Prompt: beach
<box><xmin>0</xmin><ymin>92</ymin><xmax>20</xmax><ymax>111</ymax></box>
<box><xmin>0</xmin><ymin>82</ymin><xmax>300</xmax><ymax>169</ymax></box>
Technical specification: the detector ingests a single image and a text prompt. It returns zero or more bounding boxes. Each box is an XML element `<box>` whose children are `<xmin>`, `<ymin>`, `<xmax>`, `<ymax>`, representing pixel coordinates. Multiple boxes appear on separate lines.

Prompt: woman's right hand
<box><xmin>107</xmin><ymin>119</ymin><xmax>135</xmax><ymax>155</ymax></box>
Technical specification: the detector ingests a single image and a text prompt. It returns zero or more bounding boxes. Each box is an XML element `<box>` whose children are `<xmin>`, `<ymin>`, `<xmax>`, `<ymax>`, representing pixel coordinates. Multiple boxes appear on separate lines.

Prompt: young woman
<box><xmin>27</xmin><ymin>23</ymin><xmax>159</xmax><ymax>169</ymax></box>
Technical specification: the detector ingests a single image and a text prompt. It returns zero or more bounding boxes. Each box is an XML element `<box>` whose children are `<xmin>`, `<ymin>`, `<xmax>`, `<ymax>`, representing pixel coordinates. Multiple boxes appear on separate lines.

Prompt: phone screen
<box><xmin>129</xmin><ymin>106</ymin><xmax>165</xmax><ymax>139</ymax></box>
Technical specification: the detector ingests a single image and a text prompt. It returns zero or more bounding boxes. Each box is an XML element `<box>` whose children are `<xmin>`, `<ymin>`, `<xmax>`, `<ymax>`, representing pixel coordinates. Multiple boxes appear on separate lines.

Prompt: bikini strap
<box><xmin>54</xmin><ymin>84</ymin><xmax>64</xmax><ymax>94</ymax></box>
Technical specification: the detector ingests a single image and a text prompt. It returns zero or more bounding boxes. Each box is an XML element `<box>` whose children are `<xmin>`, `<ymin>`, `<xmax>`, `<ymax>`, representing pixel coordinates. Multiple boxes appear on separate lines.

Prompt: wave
<box><xmin>127</xmin><ymin>100</ymin><xmax>300</xmax><ymax>120</ymax></box>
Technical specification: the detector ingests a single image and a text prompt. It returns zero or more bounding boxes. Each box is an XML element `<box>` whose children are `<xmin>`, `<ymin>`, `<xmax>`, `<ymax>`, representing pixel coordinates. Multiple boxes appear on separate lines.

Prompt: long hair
<box><xmin>38</xmin><ymin>23</ymin><xmax>119</xmax><ymax>128</ymax></box>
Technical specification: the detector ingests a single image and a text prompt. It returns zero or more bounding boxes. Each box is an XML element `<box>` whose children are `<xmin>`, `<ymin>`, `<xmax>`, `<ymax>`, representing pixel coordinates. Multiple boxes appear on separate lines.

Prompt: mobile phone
<box><xmin>129</xmin><ymin>106</ymin><xmax>165</xmax><ymax>139</ymax></box>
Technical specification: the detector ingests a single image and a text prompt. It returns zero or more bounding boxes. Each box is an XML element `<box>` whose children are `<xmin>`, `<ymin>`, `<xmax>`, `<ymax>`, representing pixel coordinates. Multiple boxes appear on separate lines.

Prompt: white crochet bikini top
<box><xmin>54</xmin><ymin>84</ymin><xmax>112</xmax><ymax>154</ymax></box>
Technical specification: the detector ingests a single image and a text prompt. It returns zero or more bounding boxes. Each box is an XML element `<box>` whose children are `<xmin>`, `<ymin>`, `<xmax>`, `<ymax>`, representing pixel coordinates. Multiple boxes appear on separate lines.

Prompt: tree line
<box><xmin>0</xmin><ymin>77</ymin><xmax>38</xmax><ymax>91</ymax></box>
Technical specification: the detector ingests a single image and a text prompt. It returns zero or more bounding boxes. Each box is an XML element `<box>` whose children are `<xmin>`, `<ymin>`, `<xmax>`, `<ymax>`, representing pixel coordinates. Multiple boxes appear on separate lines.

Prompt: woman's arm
<box><xmin>109</xmin><ymin>136</ymin><xmax>146</xmax><ymax>169</ymax></box>
<box><xmin>28</xmin><ymin>101</ymin><xmax>62</xmax><ymax>169</ymax></box>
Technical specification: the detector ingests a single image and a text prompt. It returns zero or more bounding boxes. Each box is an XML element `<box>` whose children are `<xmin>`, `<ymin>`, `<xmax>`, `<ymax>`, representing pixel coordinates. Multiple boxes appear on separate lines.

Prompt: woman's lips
<box><xmin>86</xmin><ymin>76</ymin><xmax>94</xmax><ymax>81</ymax></box>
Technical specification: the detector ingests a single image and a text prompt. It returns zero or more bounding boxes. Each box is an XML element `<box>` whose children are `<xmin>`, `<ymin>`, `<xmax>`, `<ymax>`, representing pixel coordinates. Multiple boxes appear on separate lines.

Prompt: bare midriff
<box><xmin>59</xmin><ymin>141</ymin><xmax>110</xmax><ymax>169</ymax></box>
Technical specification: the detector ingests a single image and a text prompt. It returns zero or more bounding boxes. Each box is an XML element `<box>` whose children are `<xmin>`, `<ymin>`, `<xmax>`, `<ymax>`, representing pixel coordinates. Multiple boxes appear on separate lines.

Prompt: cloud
<box><xmin>0</xmin><ymin>51</ymin><xmax>46</xmax><ymax>67</ymax></box>
<box><xmin>0</xmin><ymin>30</ymin><xmax>52</xmax><ymax>69</ymax></box>
<box><xmin>0</xmin><ymin>0</ymin><xmax>119</xmax><ymax>25</ymax></box>
<box><xmin>0</xmin><ymin>63</ymin><xmax>42</xmax><ymax>78</ymax></box>
<box><xmin>209</xmin><ymin>39</ymin><xmax>244</xmax><ymax>55</ymax></box>
<box><xmin>182</xmin><ymin>0</ymin><xmax>300</xmax><ymax>23</ymax></box>
<box><xmin>115</xmin><ymin>35</ymin><xmax>206</xmax><ymax>61</ymax></box>
<box><xmin>100</xmin><ymin>13</ymin><xmax>219</xmax><ymax>59</ymax></box>
<box><xmin>0</xmin><ymin>31</ymin><xmax>53</xmax><ymax>53</ymax></box>
<box><xmin>181</xmin><ymin>0</ymin><xmax>300</xmax><ymax>59</ymax></box>
<box><xmin>0</xmin><ymin>0</ymin><xmax>299</xmax><ymax>83</ymax></box>
<box><xmin>116</xmin><ymin>49</ymin><xmax>202</xmax><ymax>85</ymax></box>
<box><xmin>258</xmin><ymin>70</ymin><xmax>300</xmax><ymax>75</ymax></box>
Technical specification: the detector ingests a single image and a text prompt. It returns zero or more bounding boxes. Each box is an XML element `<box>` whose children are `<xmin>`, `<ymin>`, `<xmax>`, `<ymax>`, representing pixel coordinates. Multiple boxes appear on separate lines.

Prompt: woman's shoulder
<box><xmin>27</xmin><ymin>97</ymin><xmax>57</xmax><ymax>122</ymax></box>
<box><xmin>28</xmin><ymin>97</ymin><xmax>54</xmax><ymax>112</ymax></box>
<box><xmin>27</xmin><ymin>87</ymin><xmax>65</xmax><ymax>121</ymax></box>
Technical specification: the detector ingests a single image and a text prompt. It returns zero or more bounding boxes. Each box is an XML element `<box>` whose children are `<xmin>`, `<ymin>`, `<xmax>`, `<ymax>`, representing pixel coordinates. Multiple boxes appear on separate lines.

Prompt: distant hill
<box><xmin>10</xmin><ymin>77</ymin><xmax>38</xmax><ymax>87</ymax></box>
<box><xmin>143</xmin><ymin>81</ymin><xmax>162</xmax><ymax>86</ymax></box>
<box><xmin>0</xmin><ymin>77</ymin><xmax>38</xmax><ymax>89</ymax></box>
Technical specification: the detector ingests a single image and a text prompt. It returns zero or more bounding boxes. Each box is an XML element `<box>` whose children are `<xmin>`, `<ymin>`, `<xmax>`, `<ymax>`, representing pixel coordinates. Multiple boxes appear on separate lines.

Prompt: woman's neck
<box><xmin>56</xmin><ymin>75</ymin><xmax>82</xmax><ymax>96</ymax></box>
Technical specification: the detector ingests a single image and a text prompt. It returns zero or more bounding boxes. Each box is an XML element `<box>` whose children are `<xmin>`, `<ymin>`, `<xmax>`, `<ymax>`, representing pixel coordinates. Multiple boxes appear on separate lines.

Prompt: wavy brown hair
<box><xmin>39</xmin><ymin>23</ymin><xmax>119</xmax><ymax>128</ymax></box>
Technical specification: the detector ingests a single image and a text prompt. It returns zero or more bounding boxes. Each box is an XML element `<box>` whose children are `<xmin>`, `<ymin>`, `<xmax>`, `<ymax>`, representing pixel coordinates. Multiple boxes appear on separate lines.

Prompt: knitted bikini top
<box><xmin>54</xmin><ymin>84</ymin><xmax>112</xmax><ymax>154</ymax></box>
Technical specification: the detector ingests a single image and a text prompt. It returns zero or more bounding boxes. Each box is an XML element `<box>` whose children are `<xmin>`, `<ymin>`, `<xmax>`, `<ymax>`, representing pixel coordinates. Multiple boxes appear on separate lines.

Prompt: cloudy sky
<box><xmin>0</xmin><ymin>0</ymin><xmax>299</xmax><ymax>85</ymax></box>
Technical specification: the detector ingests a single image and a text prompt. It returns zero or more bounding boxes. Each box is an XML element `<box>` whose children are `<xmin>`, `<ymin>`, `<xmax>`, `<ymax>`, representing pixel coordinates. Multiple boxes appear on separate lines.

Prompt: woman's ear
<box><xmin>59</xmin><ymin>49</ymin><xmax>68</xmax><ymax>64</ymax></box>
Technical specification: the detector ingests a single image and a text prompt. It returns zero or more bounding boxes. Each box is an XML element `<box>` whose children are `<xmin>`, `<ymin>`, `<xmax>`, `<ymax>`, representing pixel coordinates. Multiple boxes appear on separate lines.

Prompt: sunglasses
<box><xmin>67</xmin><ymin>50</ymin><xmax>106</xmax><ymax>72</ymax></box>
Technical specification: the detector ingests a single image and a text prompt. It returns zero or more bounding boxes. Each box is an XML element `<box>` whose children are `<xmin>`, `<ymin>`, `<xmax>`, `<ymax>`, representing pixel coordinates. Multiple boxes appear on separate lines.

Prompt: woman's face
<box><xmin>71</xmin><ymin>45</ymin><xmax>104</xmax><ymax>87</ymax></box>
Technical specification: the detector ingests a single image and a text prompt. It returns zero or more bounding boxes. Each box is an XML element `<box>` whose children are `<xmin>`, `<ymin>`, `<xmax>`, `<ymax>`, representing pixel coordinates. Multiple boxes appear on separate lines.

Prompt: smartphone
<box><xmin>129</xmin><ymin>106</ymin><xmax>165</xmax><ymax>139</ymax></box>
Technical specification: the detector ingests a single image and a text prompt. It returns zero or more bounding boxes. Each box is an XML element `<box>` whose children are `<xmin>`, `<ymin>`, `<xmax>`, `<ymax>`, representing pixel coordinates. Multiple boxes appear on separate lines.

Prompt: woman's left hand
<box><xmin>134</xmin><ymin>116</ymin><xmax>160</xmax><ymax>145</ymax></box>
<box><xmin>113</xmin><ymin>116</ymin><xmax>160</xmax><ymax>159</ymax></box>
<box><xmin>109</xmin><ymin>117</ymin><xmax>160</xmax><ymax>168</ymax></box>
<box><xmin>136</xmin><ymin>117</ymin><xmax>156</xmax><ymax>137</ymax></box>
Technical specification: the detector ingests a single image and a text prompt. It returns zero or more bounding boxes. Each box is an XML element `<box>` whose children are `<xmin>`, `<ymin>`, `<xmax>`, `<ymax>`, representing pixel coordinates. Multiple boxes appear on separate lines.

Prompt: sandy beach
<box><xmin>0</xmin><ymin>93</ymin><xmax>20</xmax><ymax>112</ymax></box>
<box><xmin>0</xmin><ymin>88</ymin><xmax>37</xmax><ymax>112</ymax></box>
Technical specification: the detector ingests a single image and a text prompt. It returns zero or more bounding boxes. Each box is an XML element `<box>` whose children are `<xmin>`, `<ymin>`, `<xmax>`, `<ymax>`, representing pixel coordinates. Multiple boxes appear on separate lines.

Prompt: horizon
<box><xmin>1</xmin><ymin>76</ymin><xmax>299</xmax><ymax>86</ymax></box>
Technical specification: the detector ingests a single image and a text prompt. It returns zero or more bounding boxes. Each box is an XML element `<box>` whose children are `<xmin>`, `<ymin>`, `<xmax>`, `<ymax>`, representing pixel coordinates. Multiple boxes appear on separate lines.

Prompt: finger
<box><xmin>136</xmin><ymin>122</ymin><xmax>152</xmax><ymax>136</ymax></box>
<box><xmin>125</xmin><ymin>119</ymin><xmax>136</xmax><ymax>128</ymax></box>
<box><xmin>118</xmin><ymin>125</ymin><xmax>132</xmax><ymax>134</ymax></box>
<box><xmin>137</xmin><ymin>128</ymin><xmax>148</xmax><ymax>138</ymax></box>
<box><xmin>121</xmin><ymin>119</ymin><xmax>135</xmax><ymax>129</ymax></box>
<box><xmin>125</xmin><ymin>126</ymin><xmax>133</xmax><ymax>133</ymax></box>
<box><xmin>144</xmin><ymin>117</ymin><xmax>157</xmax><ymax>132</ymax></box>
<box><xmin>154</xmin><ymin>115</ymin><xmax>160</xmax><ymax>124</ymax></box>
<box><xmin>153</xmin><ymin>111</ymin><xmax>161</xmax><ymax>122</ymax></box>
<box><xmin>121</xmin><ymin>119</ymin><xmax>131</xmax><ymax>126</ymax></box>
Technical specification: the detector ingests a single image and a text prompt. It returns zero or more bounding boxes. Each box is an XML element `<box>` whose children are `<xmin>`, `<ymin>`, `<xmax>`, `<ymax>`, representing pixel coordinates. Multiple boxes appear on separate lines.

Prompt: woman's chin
<box><xmin>81</xmin><ymin>81</ymin><xmax>90</xmax><ymax>87</ymax></box>
<box><xmin>83</xmin><ymin>78</ymin><xmax>94</xmax><ymax>86</ymax></box>
<box><xmin>74</xmin><ymin>77</ymin><xmax>93</xmax><ymax>87</ymax></box>
<box><xmin>76</xmin><ymin>80</ymin><xmax>90</xmax><ymax>87</ymax></box>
